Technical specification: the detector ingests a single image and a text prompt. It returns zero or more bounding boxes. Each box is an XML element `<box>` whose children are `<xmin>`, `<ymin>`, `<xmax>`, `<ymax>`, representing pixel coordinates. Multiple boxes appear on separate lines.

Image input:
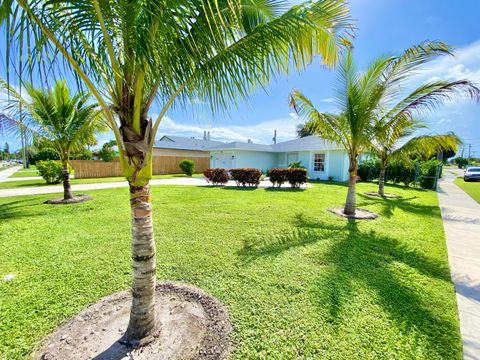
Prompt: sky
<box><xmin>1</xmin><ymin>0</ymin><xmax>480</xmax><ymax>157</ymax></box>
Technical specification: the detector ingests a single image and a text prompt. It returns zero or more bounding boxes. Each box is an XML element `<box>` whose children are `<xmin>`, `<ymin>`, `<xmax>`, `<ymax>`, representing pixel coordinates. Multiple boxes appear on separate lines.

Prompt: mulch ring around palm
<box><xmin>35</xmin><ymin>282</ymin><xmax>232</xmax><ymax>360</ymax></box>
<box><xmin>328</xmin><ymin>207</ymin><xmax>379</xmax><ymax>220</ymax></box>
<box><xmin>363</xmin><ymin>192</ymin><xmax>402</xmax><ymax>199</ymax></box>
<box><xmin>44</xmin><ymin>194</ymin><xmax>93</xmax><ymax>204</ymax></box>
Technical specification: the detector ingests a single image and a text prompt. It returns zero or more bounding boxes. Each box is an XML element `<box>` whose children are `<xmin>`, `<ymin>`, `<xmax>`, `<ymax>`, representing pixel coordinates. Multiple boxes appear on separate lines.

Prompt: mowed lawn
<box><xmin>454</xmin><ymin>177</ymin><xmax>480</xmax><ymax>204</ymax></box>
<box><xmin>0</xmin><ymin>183</ymin><xmax>461</xmax><ymax>359</ymax></box>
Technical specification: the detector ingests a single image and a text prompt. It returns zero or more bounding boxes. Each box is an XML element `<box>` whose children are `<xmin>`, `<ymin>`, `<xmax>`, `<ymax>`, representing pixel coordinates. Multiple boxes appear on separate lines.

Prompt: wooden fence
<box><xmin>71</xmin><ymin>156</ymin><xmax>210</xmax><ymax>179</ymax></box>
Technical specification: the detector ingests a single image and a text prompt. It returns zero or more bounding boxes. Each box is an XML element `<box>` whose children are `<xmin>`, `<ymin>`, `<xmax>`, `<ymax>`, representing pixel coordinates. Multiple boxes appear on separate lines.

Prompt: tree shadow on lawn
<box><xmin>0</xmin><ymin>198</ymin><xmax>45</xmax><ymax>220</ymax></box>
<box><xmin>238</xmin><ymin>213</ymin><xmax>459</xmax><ymax>357</ymax></box>
<box><xmin>357</xmin><ymin>192</ymin><xmax>441</xmax><ymax>218</ymax></box>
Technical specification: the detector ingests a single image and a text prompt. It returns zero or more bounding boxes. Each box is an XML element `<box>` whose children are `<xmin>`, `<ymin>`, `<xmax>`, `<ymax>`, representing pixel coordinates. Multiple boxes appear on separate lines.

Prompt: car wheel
<box><xmin>464</xmin><ymin>177</ymin><xmax>469</xmax><ymax>182</ymax></box>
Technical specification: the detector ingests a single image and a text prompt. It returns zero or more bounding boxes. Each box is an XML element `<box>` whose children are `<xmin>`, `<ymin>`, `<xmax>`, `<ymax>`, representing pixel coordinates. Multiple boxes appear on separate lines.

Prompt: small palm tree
<box><xmin>0</xmin><ymin>80</ymin><xmax>105</xmax><ymax>200</ymax></box>
<box><xmin>372</xmin><ymin>118</ymin><xmax>461</xmax><ymax>196</ymax></box>
<box><xmin>291</xmin><ymin>41</ymin><xmax>480</xmax><ymax>216</ymax></box>
<box><xmin>1</xmin><ymin>0</ymin><xmax>353</xmax><ymax>345</ymax></box>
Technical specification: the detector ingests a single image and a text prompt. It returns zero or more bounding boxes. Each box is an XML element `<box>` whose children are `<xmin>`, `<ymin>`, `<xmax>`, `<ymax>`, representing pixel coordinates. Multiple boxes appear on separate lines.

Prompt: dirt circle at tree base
<box><xmin>43</xmin><ymin>194</ymin><xmax>93</xmax><ymax>205</ymax></box>
<box><xmin>328</xmin><ymin>207</ymin><xmax>379</xmax><ymax>220</ymax></box>
<box><xmin>35</xmin><ymin>283</ymin><xmax>232</xmax><ymax>360</ymax></box>
<box><xmin>363</xmin><ymin>192</ymin><xmax>402</xmax><ymax>199</ymax></box>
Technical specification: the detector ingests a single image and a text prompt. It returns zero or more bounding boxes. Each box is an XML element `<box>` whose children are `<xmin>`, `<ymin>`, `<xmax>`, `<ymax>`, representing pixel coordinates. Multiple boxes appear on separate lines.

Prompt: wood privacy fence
<box><xmin>70</xmin><ymin>156</ymin><xmax>210</xmax><ymax>179</ymax></box>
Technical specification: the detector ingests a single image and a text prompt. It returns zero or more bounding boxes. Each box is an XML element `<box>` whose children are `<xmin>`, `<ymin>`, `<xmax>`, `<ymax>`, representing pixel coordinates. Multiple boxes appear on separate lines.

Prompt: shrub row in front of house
<box><xmin>204</xmin><ymin>167</ymin><xmax>307</xmax><ymax>188</ymax></box>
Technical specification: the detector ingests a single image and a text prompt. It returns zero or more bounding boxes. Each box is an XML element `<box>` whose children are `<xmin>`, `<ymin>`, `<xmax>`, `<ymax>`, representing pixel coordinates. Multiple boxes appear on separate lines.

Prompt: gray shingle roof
<box><xmin>154</xmin><ymin>135</ymin><xmax>223</xmax><ymax>151</ymax></box>
<box><xmin>205</xmin><ymin>136</ymin><xmax>342</xmax><ymax>152</ymax></box>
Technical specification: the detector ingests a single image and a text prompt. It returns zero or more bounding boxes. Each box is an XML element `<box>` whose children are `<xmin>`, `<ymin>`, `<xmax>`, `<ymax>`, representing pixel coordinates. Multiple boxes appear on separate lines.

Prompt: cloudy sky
<box><xmin>1</xmin><ymin>0</ymin><xmax>480</xmax><ymax>156</ymax></box>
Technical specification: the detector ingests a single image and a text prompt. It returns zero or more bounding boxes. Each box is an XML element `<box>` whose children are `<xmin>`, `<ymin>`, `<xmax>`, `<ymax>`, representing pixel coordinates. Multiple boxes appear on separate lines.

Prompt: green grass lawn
<box><xmin>454</xmin><ymin>177</ymin><xmax>480</xmax><ymax>204</ymax></box>
<box><xmin>0</xmin><ymin>173</ymin><xmax>203</xmax><ymax>189</ymax></box>
<box><xmin>8</xmin><ymin>165</ymin><xmax>39</xmax><ymax>178</ymax></box>
<box><xmin>0</xmin><ymin>183</ymin><xmax>460</xmax><ymax>359</ymax></box>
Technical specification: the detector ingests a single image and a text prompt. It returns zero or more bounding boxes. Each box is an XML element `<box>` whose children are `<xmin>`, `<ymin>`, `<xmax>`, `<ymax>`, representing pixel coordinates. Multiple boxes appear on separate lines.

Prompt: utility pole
<box><xmin>468</xmin><ymin>144</ymin><xmax>472</xmax><ymax>165</ymax></box>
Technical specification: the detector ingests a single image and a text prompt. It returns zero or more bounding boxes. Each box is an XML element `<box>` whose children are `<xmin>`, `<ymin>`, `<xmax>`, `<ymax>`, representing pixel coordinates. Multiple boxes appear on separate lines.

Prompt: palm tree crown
<box><xmin>291</xmin><ymin>41</ymin><xmax>480</xmax><ymax>214</ymax></box>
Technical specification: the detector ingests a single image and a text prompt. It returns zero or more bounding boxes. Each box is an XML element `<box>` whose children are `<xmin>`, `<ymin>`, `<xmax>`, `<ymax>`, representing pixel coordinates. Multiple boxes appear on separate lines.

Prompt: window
<box><xmin>314</xmin><ymin>153</ymin><xmax>325</xmax><ymax>172</ymax></box>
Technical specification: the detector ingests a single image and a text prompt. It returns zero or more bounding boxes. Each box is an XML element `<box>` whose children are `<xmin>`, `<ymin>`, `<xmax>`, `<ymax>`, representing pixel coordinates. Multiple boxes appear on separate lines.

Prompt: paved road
<box><xmin>438</xmin><ymin>170</ymin><xmax>480</xmax><ymax>359</ymax></box>
<box><xmin>0</xmin><ymin>177</ymin><xmax>295</xmax><ymax>197</ymax></box>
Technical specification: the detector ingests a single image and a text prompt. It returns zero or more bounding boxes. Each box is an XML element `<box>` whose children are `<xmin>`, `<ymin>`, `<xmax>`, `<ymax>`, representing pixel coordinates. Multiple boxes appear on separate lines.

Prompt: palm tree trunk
<box><xmin>344</xmin><ymin>157</ymin><xmax>357</xmax><ymax>215</ymax></box>
<box><xmin>62</xmin><ymin>163</ymin><xmax>72</xmax><ymax>200</ymax></box>
<box><xmin>125</xmin><ymin>182</ymin><xmax>157</xmax><ymax>344</ymax></box>
<box><xmin>378</xmin><ymin>166</ymin><xmax>386</xmax><ymax>197</ymax></box>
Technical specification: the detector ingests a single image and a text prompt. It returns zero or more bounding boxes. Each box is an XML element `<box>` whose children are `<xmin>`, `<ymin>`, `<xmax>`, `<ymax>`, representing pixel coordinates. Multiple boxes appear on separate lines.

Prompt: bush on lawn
<box><xmin>204</xmin><ymin>168</ymin><xmax>229</xmax><ymax>186</ymax></box>
<box><xmin>286</xmin><ymin>168</ymin><xmax>308</xmax><ymax>188</ymax></box>
<box><xmin>357</xmin><ymin>159</ymin><xmax>380</xmax><ymax>182</ymax></box>
<box><xmin>229</xmin><ymin>168</ymin><xmax>262</xmax><ymax>187</ymax></box>
<box><xmin>31</xmin><ymin>147</ymin><xmax>60</xmax><ymax>164</ymax></box>
<box><xmin>179</xmin><ymin>159</ymin><xmax>195</xmax><ymax>176</ymax></box>
<box><xmin>36</xmin><ymin>160</ymin><xmax>63</xmax><ymax>184</ymax></box>
<box><xmin>269</xmin><ymin>168</ymin><xmax>307</xmax><ymax>188</ymax></box>
<box><xmin>269</xmin><ymin>168</ymin><xmax>288</xmax><ymax>187</ymax></box>
<box><xmin>418</xmin><ymin>159</ymin><xmax>442</xmax><ymax>189</ymax></box>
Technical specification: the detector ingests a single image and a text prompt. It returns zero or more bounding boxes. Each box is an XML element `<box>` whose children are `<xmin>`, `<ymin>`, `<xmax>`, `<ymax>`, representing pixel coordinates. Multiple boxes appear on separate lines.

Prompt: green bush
<box><xmin>179</xmin><ymin>159</ymin><xmax>195</xmax><ymax>176</ymax></box>
<box><xmin>204</xmin><ymin>168</ymin><xmax>229</xmax><ymax>186</ymax></box>
<box><xmin>418</xmin><ymin>159</ymin><xmax>442</xmax><ymax>189</ymax></box>
<box><xmin>288</xmin><ymin>161</ymin><xmax>306</xmax><ymax>169</ymax></box>
<box><xmin>71</xmin><ymin>149</ymin><xmax>93</xmax><ymax>160</ymax></box>
<box><xmin>454</xmin><ymin>157</ymin><xmax>468</xmax><ymax>169</ymax></box>
<box><xmin>229</xmin><ymin>168</ymin><xmax>262</xmax><ymax>187</ymax></box>
<box><xmin>269</xmin><ymin>168</ymin><xmax>288</xmax><ymax>187</ymax></box>
<box><xmin>36</xmin><ymin>160</ymin><xmax>63</xmax><ymax>184</ymax></box>
<box><xmin>357</xmin><ymin>159</ymin><xmax>380</xmax><ymax>182</ymax></box>
<box><xmin>32</xmin><ymin>147</ymin><xmax>60</xmax><ymax>164</ymax></box>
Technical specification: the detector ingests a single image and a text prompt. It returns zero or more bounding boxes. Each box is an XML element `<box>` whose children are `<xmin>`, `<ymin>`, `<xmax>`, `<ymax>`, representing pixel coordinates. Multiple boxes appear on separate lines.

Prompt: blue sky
<box><xmin>1</xmin><ymin>0</ymin><xmax>480</xmax><ymax>156</ymax></box>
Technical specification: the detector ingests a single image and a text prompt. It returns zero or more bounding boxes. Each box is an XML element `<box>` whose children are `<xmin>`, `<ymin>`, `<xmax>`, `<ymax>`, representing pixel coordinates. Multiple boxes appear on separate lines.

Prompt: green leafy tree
<box><xmin>455</xmin><ymin>157</ymin><xmax>469</xmax><ymax>168</ymax></box>
<box><xmin>0</xmin><ymin>80</ymin><xmax>105</xmax><ymax>200</ymax></box>
<box><xmin>291</xmin><ymin>41</ymin><xmax>479</xmax><ymax>214</ymax></box>
<box><xmin>1</xmin><ymin>0</ymin><xmax>352</xmax><ymax>344</ymax></box>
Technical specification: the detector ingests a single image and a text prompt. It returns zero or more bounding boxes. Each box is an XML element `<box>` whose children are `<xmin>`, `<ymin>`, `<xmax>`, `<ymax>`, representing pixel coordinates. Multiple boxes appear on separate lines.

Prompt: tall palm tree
<box><xmin>0</xmin><ymin>79</ymin><xmax>104</xmax><ymax>200</ymax></box>
<box><xmin>291</xmin><ymin>42</ymin><xmax>480</xmax><ymax>216</ymax></box>
<box><xmin>0</xmin><ymin>0</ymin><xmax>353</xmax><ymax>345</ymax></box>
<box><xmin>372</xmin><ymin>118</ymin><xmax>461</xmax><ymax>196</ymax></box>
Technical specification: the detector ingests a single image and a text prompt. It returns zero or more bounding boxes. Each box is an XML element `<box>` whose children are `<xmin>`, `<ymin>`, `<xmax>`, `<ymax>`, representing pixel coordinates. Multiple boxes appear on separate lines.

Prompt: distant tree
<box><xmin>98</xmin><ymin>140</ymin><xmax>117</xmax><ymax>162</ymax></box>
<box><xmin>455</xmin><ymin>157</ymin><xmax>469</xmax><ymax>169</ymax></box>
<box><xmin>4</xmin><ymin>142</ymin><xmax>9</xmax><ymax>154</ymax></box>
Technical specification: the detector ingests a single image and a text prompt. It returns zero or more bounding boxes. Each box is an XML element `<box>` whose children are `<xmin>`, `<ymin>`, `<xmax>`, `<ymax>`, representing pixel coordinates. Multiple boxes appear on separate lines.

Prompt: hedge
<box><xmin>229</xmin><ymin>168</ymin><xmax>262</xmax><ymax>187</ymax></box>
<box><xmin>204</xmin><ymin>168</ymin><xmax>229</xmax><ymax>186</ymax></box>
<box><xmin>269</xmin><ymin>168</ymin><xmax>307</xmax><ymax>188</ymax></box>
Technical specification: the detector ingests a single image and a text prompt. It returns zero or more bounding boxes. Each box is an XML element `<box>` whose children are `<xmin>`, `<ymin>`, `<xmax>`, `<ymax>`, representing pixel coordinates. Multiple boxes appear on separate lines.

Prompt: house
<box><xmin>154</xmin><ymin>134</ymin><xmax>223</xmax><ymax>158</ymax></box>
<box><xmin>206</xmin><ymin>135</ymin><xmax>349</xmax><ymax>181</ymax></box>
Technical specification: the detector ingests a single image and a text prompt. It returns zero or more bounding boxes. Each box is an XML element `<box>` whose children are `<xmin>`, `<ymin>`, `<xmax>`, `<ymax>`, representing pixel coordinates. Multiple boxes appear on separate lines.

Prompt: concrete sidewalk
<box><xmin>0</xmin><ymin>166</ymin><xmax>21</xmax><ymax>182</ymax></box>
<box><xmin>0</xmin><ymin>177</ymin><xmax>295</xmax><ymax>198</ymax></box>
<box><xmin>438</xmin><ymin>171</ymin><xmax>480</xmax><ymax>359</ymax></box>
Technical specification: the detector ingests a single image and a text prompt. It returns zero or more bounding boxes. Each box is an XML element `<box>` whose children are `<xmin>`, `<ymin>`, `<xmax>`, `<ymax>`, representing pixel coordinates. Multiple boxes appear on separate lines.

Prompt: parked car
<box><xmin>464</xmin><ymin>166</ymin><xmax>480</xmax><ymax>182</ymax></box>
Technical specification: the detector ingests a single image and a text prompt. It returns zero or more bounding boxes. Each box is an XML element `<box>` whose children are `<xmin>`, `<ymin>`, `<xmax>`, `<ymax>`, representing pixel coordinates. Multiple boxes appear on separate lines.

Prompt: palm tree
<box><xmin>291</xmin><ymin>42</ymin><xmax>480</xmax><ymax>216</ymax></box>
<box><xmin>371</xmin><ymin>118</ymin><xmax>461</xmax><ymax>196</ymax></box>
<box><xmin>0</xmin><ymin>0</ymin><xmax>353</xmax><ymax>345</ymax></box>
<box><xmin>0</xmin><ymin>79</ymin><xmax>104</xmax><ymax>200</ymax></box>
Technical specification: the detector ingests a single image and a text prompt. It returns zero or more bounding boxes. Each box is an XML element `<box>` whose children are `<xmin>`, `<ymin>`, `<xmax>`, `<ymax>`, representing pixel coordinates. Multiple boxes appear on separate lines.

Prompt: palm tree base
<box><xmin>364</xmin><ymin>192</ymin><xmax>402</xmax><ymax>199</ymax></box>
<box><xmin>44</xmin><ymin>194</ymin><xmax>93</xmax><ymax>205</ymax></box>
<box><xmin>328</xmin><ymin>207</ymin><xmax>378</xmax><ymax>220</ymax></box>
<box><xmin>35</xmin><ymin>282</ymin><xmax>232</xmax><ymax>360</ymax></box>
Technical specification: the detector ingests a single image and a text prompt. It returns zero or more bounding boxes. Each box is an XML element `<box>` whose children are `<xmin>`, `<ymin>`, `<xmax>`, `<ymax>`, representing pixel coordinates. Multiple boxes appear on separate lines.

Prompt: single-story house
<box><xmin>206</xmin><ymin>135</ymin><xmax>350</xmax><ymax>181</ymax></box>
<box><xmin>154</xmin><ymin>134</ymin><xmax>223</xmax><ymax>157</ymax></box>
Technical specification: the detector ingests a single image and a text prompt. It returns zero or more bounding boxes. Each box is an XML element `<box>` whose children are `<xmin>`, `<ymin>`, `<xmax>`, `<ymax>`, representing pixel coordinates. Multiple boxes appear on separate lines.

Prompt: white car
<box><xmin>464</xmin><ymin>166</ymin><xmax>480</xmax><ymax>182</ymax></box>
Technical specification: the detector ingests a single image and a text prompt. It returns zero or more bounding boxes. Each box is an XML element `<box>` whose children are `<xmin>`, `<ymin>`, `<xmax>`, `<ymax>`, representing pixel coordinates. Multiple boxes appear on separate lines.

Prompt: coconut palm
<box><xmin>371</xmin><ymin>118</ymin><xmax>461</xmax><ymax>196</ymax></box>
<box><xmin>0</xmin><ymin>80</ymin><xmax>104</xmax><ymax>200</ymax></box>
<box><xmin>0</xmin><ymin>0</ymin><xmax>353</xmax><ymax>345</ymax></box>
<box><xmin>291</xmin><ymin>41</ymin><xmax>480</xmax><ymax>216</ymax></box>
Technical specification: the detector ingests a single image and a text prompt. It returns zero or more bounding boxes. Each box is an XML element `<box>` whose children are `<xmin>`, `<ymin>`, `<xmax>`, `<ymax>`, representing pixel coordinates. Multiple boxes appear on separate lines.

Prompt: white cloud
<box><xmin>155</xmin><ymin>113</ymin><xmax>302</xmax><ymax>144</ymax></box>
<box><xmin>322</xmin><ymin>98</ymin><xmax>336</xmax><ymax>103</ymax></box>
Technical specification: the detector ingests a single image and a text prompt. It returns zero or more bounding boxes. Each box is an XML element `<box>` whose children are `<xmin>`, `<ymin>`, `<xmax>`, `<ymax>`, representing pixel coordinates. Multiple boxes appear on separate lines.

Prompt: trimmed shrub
<box><xmin>229</xmin><ymin>168</ymin><xmax>262</xmax><ymax>187</ymax></box>
<box><xmin>286</xmin><ymin>168</ymin><xmax>308</xmax><ymax>188</ymax></box>
<box><xmin>36</xmin><ymin>160</ymin><xmax>63</xmax><ymax>184</ymax></box>
<box><xmin>357</xmin><ymin>159</ymin><xmax>380</xmax><ymax>182</ymax></box>
<box><xmin>269</xmin><ymin>168</ymin><xmax>307</xmax><ymax>188</ymax></box>
<box><xmin>204</xmin><ymin>168</ymin><xmax>229</xmax><ymax>186</ymax></box>
<box><xmin>269</xmin><ymin>168</ymin><xmax>288</xmax><ymax>187</ymax></box>
<box><xmin>179</xmin><ymin>159</ymin><xmax>195</xmax><ymax>176</ymax></box>
<box><xmin>418</xmin><ymin>159</ymin><xmax>442</xmax><ymax>189</ymax></box>
<box><xmin>32</xmin><ymin>147</ymin><xmax>60</xmax><ymax>164</ymax></box>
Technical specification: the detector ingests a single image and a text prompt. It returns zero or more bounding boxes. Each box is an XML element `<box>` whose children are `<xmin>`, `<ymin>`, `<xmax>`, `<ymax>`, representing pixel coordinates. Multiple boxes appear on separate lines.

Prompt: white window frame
<box><xmin>313</xmin><ymin>153</ymin><xmax>325</xmax><ymax>172</ymax></box>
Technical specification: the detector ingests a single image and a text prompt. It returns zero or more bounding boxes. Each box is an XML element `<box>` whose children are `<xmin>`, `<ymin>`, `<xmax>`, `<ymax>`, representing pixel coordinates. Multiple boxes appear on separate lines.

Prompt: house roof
<box><xmin>206</xmin><ymin>136</ymin><xmax>342</xmax><ymax>152</ymax></box>
<box><xmin>154</xmin><ymin>135</ymin><xmax>223</xmax><ymax>151</ymax></box>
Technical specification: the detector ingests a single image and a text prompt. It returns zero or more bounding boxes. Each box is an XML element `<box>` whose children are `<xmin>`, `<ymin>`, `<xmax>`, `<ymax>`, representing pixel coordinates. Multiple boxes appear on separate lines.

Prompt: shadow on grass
<box><xmin>357</xmin><ymin>193</ymin><xmax>440</xmax><ymax>218</ymax></box>
<box><xmin>238</xmin><ymin>213</ymin><xmax>458</xmax><ymax>357</ymax></box>
<box><xmin>0</xmin><ymin>198</ymin><xmax>45</xmax><ymax>219</ymax></box>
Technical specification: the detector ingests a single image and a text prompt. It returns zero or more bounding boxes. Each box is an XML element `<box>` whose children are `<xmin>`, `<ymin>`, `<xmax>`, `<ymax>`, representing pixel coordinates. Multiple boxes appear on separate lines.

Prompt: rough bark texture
<box><xmin>62</xmin><ymin>163</ymin><xmax>72</xmax><ymax>200</ymax></box>
<box><xmin>344</xmin><ymin>157</ymin><xmax>357</xmax><ymax>216</ymax></box>
<box><xmin>378</xmin><ymin>166</ymin><xmax>386</xmax><ymax>197</ymax></box>
<box><xmin>125</xmin><ymin>183</ymin><xmax>157</xmax><ymax>345</ymax></box>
